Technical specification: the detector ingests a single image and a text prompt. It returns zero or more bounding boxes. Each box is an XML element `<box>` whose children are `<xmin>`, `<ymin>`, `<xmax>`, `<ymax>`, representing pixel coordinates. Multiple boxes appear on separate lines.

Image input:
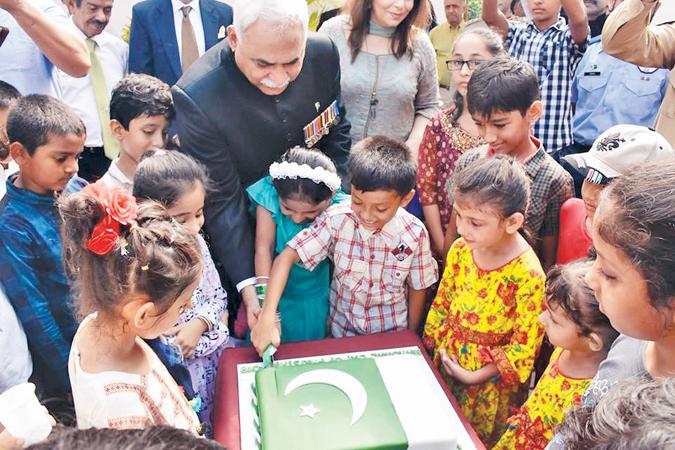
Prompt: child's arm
<box><xmin>440</xmin><ymin>351</ymin><xmax>499</xmax><ymax>385</ymax></box>
<box><xmin>561</xmin><ymin>0</ymin><xmax>589</xmax><ymax>45</ymax></box>
<box><xmin>254</xmin><ymin>206</ymin><xmax>277</xmax><ymax>278</ymax></box>
<box><xmin>540</xmin><ymin>235</ymin><xmax>558</xmax><ymax>273</ymax></box>
<box><xmin>407</xmin><ymin>287</ymin><xmax>427</xmax><ymax>332</ymax></box>
<box><xmin>251</xmin><ymin>246</ymin><xmax>301</xmax><ymax>355</ymax></box>
<box><xmin>442</xmin><ymin>209</ymin><xmax>459</xmax><ymax>258</ymax></box>
<box><xmin>482</xmin><ymin>0</ymin><xmax>509</xmax><ymax>38</ymax></box>
<box><xmin>417</xmin><ymin>124</ymin><xmax>445</xmax><ymax>258</ymax></box>
<box><xmin>422</xmin><ymin>205</ymin><xmax>445</xmax><ymax>259</ymax></box>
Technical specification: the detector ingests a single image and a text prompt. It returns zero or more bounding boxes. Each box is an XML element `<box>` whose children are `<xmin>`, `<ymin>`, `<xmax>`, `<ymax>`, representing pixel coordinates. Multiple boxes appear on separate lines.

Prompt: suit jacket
<box><xmin>172</xmin><ymin>34</ymin><xmax>351</xmax><ymax>288</ymax></box>
<box><xmin>602</xmin><ymin>0</ymin><xmax>675</xmax><ymax>145</ymax></box>
<box><xmin>128</xmin><ymin>0</ymin><xmax>232</xmax><ymax>86</ymax></box>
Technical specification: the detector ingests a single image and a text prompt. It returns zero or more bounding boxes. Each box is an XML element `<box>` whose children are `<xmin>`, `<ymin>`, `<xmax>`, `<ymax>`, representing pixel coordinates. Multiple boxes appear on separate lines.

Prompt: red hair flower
<box><xmin>81</xmin><ymin>181</ymin><xmax>138</xmax><ymax>255</ymax></box>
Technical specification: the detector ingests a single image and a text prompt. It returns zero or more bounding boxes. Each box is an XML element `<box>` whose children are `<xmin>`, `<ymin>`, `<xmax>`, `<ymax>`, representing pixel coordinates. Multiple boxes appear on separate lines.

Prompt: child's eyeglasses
<box><xmin>446</xmin><ymin>59</ymin><xmax>484</xmax><ymax>71</ymax></box>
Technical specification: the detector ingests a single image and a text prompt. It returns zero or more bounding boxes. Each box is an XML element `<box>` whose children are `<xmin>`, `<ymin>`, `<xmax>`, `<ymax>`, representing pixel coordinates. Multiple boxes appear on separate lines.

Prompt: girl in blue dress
<box><xmin>247</xmin><ymin>147</ymin><xmax>346</xmax><ymax>342</ymax></box>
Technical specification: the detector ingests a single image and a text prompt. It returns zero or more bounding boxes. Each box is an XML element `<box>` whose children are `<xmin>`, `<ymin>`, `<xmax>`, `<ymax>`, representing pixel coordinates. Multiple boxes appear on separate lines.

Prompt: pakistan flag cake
<box><xmin>251</xmin><ymin>350</ymin><xmax>458</xmax><ymax>450</ymax></box>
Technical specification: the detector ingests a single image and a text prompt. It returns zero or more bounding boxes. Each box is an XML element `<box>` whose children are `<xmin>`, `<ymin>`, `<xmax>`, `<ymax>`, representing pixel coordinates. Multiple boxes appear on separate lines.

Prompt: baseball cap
<box><xmin>563</xmin><ymin>125</ymin><xmax>675</xmax><ymax>185</ymax></box>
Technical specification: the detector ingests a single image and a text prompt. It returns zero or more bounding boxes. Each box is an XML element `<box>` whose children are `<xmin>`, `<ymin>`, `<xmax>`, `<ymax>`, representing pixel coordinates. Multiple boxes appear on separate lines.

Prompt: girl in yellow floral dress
<box><xmin>423</xmin><ymin>156</ymin><xmax>546</xmax><ymax>446</ymax></box>
<box><xmin>493</xmin><ymin>260</ymin><xmax>618</xmax><ymax>450</ymax></box>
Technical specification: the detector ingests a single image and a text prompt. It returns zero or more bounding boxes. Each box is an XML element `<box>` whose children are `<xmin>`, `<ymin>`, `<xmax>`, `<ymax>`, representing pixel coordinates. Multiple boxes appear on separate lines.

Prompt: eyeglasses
<box><xmin>446</xmin><ymin>59</ymin><xmax>484</xmax><ymax>71</ymax></box>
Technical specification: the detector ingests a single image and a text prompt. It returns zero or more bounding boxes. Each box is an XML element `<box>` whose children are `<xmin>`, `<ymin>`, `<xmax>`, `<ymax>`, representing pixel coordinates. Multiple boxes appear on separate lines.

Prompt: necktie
<box><xmin>181</xmin><ymin>6</ymin><xmax>199</xmax><ymax>72</ymax></box>
<box><xmin>86</xmin><ymin>38</ymin><xmax>119</xmax><ymax>160</ymax></box>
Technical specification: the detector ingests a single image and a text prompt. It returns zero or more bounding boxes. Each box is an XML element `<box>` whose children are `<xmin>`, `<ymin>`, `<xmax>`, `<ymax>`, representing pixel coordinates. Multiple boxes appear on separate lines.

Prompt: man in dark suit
<box><xmin>172</xmin><ymin>0</ymin><xmax>351</xmax><ymax>333</ymax></box>
<box><xmin>128</xmin><ymin>0</ymin><xmax>232</xmax><ymax>86</ymax></box>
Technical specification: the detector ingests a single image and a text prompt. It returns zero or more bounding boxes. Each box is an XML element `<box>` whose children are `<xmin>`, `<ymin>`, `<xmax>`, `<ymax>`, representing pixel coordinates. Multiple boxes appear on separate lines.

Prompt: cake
<box><xmin>251</xmin><ymin>349</ymin><xmax>458</xmax><ymax>450</ymax></box>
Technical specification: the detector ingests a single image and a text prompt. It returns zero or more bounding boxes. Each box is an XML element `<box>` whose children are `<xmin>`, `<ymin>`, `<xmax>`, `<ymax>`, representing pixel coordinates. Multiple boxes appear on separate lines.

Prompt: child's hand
<box><xmin>219</xmin><ymin>310</ymin><xmax>229</xmax><ymax>326</ymax></box>
<box><xmin>167</xmin><ymin>319</ymin><xmax>208</xmax><ymax>359</ymax></box>
<box><xmin>246</xmin><ymin>303</ymin><xmax>262</xmax><ymax>330</ymax></box>
<box><xmin>439</xmin><ymin>349</ymin><xmax>479</xmax><ymax>385</ymax></box>
<box><xmin>251</xmin><ymin>314</ymin><xmax>281</xmax><ymax>356</ymax></box>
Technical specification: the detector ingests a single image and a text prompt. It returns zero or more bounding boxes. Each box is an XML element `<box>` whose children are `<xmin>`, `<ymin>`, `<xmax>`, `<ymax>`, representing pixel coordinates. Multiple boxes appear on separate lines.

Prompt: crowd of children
<box><xmin>1</xmin><ymin>2</ymin><xmax>675</xmax><ymax>450</ymax></box>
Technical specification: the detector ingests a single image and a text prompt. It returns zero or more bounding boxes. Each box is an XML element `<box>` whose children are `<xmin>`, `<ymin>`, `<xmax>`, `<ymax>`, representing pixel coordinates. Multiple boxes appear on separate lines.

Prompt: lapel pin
<box><xmin>218</xmin><ymin>25</ymin><xmax>226</xmax><ymax>39</ymax></box>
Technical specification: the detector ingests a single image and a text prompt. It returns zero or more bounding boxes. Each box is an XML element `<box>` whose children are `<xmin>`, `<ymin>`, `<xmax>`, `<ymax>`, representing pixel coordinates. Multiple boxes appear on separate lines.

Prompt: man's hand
<box><xmin>166</xmin><ymin>319</ymin><xmax>208</xmax><ymax>359</ymax></box>
<box><xmin>251</xmin><ymin>314</ymin><xmax>281</xmax><ymax>356</ymax></box>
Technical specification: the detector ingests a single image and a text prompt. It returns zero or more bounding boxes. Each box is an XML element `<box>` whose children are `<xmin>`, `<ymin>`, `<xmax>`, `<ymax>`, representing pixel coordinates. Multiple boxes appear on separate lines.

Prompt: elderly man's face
<box><xmin>66</xmin><ymin>0</ymin><xmax>113</xmax><ymax>38</ymax></box>
<box><xmin>228</xmin><ymin>21</ymin><xmax>306</xmax><ymax>96</ymax></box>
<box><xmin>444</xmin><ymin>0</ymin><xmax>465</xmax><ymax>27</ymax></box>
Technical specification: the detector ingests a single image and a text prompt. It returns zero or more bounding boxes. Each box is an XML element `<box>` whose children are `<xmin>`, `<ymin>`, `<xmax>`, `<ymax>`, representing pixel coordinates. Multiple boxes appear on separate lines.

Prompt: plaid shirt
<box><xmin>507</xmin><ymin>19</ymin><xmax>587</xmax><ymax>154</ymax></box>
<box><xmin>289</xmin><ymin>204</ymin><xmax>438</xmax><ymax>337</ymax></box>
<box><xmin>450</xmin><ymin>138</ymin><xmax>574</xmax><ymax>243</ymax></box>
<box><xmin>0</xmin><ymin>177</ymin><xmax>78</xmax><ymax>395</ymax></box>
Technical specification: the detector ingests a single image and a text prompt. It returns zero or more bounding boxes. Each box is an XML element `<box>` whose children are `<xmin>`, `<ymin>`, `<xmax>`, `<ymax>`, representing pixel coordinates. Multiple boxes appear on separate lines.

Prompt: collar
<box><xmin>446</xmin><ymin>21</ymin><xmax>465</xmax><ymax>30</ymax></box>
<box><xmin>521</xmin><ymin>138</ymin><xmax>547</xmax><ymax>179</ymax></box>
<box><xmin>107</xmin><ymin>160</ymin><xmax>134</xmax><ymax>188</ymax></box>
<box><xmin>355</xmin><ymin>209</ymin><xmax>402</xmax><ymax>248</ymax></box>
<box><xmin>589</xmin><ymin>35</ymin><xmax>602</xmax><ymax>45</ymax></box>
<box><xmin>70</xmin><ymin>17</ymin><xmax>109</xmax><ymax>44</ymax></box>
<box><xmin>172</xmin><ymin>0</ymin><xmax>201</xmax><ymax>15</ymax></box>
<box><xmin>527</xmin><ymin>17</ymin><xmax>565</xmax><ymax>33</ymax></box>
<box><xmin>5</xmin><ymin>173</ymin><xmax>58</xmax><ymax>206</ymax></box>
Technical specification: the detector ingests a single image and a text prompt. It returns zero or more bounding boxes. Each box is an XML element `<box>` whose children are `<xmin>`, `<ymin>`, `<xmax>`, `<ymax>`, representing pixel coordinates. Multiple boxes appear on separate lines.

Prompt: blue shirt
<box><xmin>0</xmin><ymin>176</ymin><xmax>78</xmax><ymax>395</ymax></box>
<box><xmin>571</xmin><ymin>36</ymin><xmax>669</xmax><ymax>146</ymax></box>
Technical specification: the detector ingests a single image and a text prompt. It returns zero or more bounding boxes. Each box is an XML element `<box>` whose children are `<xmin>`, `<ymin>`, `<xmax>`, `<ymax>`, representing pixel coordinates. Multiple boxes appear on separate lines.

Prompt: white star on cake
<box><xmin>299</xmin><ymin>404</ymin><xmax>320</xmax><ymax>418</ymax></box>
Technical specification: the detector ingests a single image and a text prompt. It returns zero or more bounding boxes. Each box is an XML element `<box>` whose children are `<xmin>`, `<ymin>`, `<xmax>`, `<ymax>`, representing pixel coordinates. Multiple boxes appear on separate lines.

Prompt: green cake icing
<box><xmin>254</xmin><ymin>358</ymin><xmax>408</xmax><ymax>450</ymax></box>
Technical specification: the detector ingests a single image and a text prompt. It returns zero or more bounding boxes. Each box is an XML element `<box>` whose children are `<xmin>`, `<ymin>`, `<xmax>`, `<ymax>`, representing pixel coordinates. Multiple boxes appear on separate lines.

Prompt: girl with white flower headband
<box><xmin>246</xmin><ymin>147</ymin><xmax>347</xmax><ymax>343</ymax></box>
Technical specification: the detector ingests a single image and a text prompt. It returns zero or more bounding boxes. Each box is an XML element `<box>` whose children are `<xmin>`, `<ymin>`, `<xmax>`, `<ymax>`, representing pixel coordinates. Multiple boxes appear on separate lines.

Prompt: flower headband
<box><xmin>269</xmin><ymin>161</ymin><xmax>341</xmax><ymax>192</ymax></box>
<box><xmin>80</xmin><ymin>181</ymin><xmax>139</xmax><ymax>256</ymax></box>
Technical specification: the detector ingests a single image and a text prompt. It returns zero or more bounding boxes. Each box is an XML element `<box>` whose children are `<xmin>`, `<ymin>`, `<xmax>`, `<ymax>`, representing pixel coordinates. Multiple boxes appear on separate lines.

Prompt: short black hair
<box><xmin>467</xmin><ymin>56</ymin><xmax>540</xmax><ymax>118</ymax></box>
<box><xmin>272</xmin><ymin>146</ymin><xmax>338</xmax><ymax>205</ymax></box>
<box><xmin>0</xmin><ymin>80</ymin><xmax>21</xmax><ymax>110</ymax></box>
<box><xmin>133</xmin><ymin>149</ymin><xmax>211</xmax><ymax>208</ymax></box>
<box><xmin>348</xmin><ymin>136</ymin><xmax>416</xmax><ymax>197</ymax></box>
<box><xmin>7</xmin><ymin>94</ymin><xmax>85</xmax><ymax>156</ymax></box>
<box><xmin>110</xmin><ymin>74</ymin><xmax>174</xmax><ymax>130</ymax></box>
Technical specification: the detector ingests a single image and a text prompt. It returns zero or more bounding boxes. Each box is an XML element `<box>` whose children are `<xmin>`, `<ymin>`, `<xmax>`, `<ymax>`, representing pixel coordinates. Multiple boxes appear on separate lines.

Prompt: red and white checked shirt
<box><xmin>289</xmin><ymin>204</ymin><xmax>438</xmax><ymax>337</ymax></box>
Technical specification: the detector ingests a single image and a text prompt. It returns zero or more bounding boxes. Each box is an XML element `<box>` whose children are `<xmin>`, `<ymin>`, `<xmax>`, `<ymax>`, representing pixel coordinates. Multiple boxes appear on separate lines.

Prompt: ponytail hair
<box><xmin>59</xmin><ymin>184</ymin><xmax>203</xmax><ymax>319</ymax></box>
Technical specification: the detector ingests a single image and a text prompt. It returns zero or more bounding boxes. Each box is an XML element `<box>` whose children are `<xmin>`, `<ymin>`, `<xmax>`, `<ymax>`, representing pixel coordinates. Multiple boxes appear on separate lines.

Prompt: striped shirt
<box><xmin>507</xmin><ymin>19</ymin><xmax>587</xmax><ymax>154</ymax></box>
<box><xmin>289</xmin><ymin>203</ymin><xmax>438</xmax><ymax>337</ymax></box>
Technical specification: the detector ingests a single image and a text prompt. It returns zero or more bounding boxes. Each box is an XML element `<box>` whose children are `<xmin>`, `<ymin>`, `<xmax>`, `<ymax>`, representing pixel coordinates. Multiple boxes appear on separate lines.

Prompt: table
<box><xmin>213</xmin><ymin>330</ymin><xmax>486</xmax><ymax>450</ymax></box>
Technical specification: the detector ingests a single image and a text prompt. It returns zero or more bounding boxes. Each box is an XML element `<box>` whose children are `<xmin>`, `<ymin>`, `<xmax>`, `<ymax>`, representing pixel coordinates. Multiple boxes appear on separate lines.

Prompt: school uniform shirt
<box><xmin>507</xmin><ymin>19</ymin><xmax>587</xmax><ymax>154</ymax></box>
<box><xmin>57</xmin><ymin>24</ymin><xmax>128</xmax><ymax>148</ymax></box>
<box><xmin>449</xmin><ymin>138</ymin><xmax>574</xmax><ymax>244</ymax></box>
<box><xmin>288</xmin><ymin>203</ymin><xmax>438</xmax><ymax>337</ymax></box>
<box><xmin>571</xmin><ymin>36</ymin><xmax>668</xmax><ymax>146</ymax></box>
<box><xmin>100</xmin><ymin>160</ymin><xmax>133</xmax><ymax>192</ymax></box>
<box><xmin>0</xmin><ymin>175</ymin><xmax>79</xmax><ymax>396</ymax></box>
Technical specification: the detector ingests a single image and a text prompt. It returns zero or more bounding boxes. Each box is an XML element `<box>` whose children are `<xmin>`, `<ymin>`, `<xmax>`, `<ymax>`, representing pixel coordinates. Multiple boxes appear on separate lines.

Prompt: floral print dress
<box><xmin>423</xmin><ymin>239</ymin><xmax>546</xmax><ymax>446</ymax></box>
<box><xmin>493</xmin><ymin>347</ymin><xmax>592</xmax><ymax>450</ymax></box>
<box><xmin>416</xmin><ymin>110</ymin><xmax>484</xmax><ymax>232</ymax></box>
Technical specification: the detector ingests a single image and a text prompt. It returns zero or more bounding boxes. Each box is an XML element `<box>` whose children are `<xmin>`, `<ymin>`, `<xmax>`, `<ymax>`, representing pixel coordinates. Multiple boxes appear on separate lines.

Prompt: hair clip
<box><xmin>120</xmin><ymin>239</ymin><xmax>129</xmax><ymax>256</ymax></box>
<box><xmin>141</xmin><ymin>264</ymin><xmax>149</xmax><ymax>271</ymax></box>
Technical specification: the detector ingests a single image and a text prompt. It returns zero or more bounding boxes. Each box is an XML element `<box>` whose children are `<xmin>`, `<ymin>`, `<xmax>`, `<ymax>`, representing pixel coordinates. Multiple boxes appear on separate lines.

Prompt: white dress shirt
<box><xmin>171</xmin><ymin>0</ymin><xmax>206</xmax><ymax>63</ymax></box>
<box><xmin>56</xmin><ymin>23</ymin><xmax>128</xmax><ymax>147</ymax></box>
<box><xmin>100</xmin><ymin>159</ymin><xmax>134</xmax><ymax>192</ymax></box>
<box><xmin>0</xmin><ymin>0</ymin><xmax>73</xmax><ymax>97</ymax></box>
